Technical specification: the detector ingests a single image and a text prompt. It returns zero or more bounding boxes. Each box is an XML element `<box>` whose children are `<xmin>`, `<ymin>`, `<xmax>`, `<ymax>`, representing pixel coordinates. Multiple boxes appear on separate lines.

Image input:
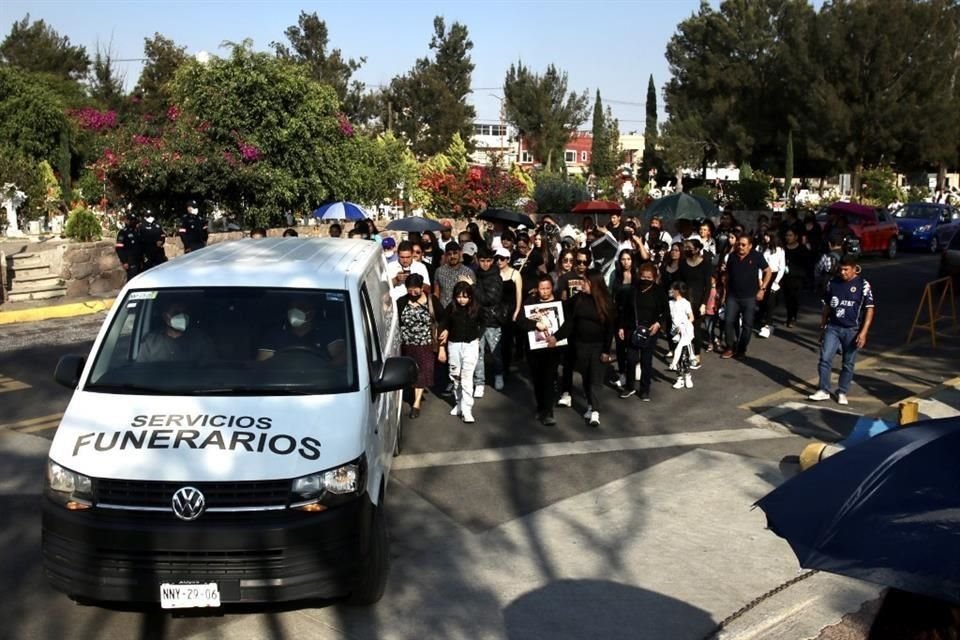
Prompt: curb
<box><xmin>0</xmin><ymin>298</ymin><xmax>115</xmax><ymax>325</ymax></box>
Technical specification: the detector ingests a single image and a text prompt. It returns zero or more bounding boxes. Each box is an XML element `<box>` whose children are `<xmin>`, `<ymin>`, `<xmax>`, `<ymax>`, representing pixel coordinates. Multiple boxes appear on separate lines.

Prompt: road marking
<box><xmin>0</xmin><ymin>375</ymin><xmax>30</xmax><ymax>393</ymax></box>
<box><xmin>0</xmin><ymin>412</ymin><xmax>64</xmax><ymax>433</ymax></box>
<box><xmin>391</xmin><ymin>427</ymin><xmax>791</xmax><ymax>471</ymax></box>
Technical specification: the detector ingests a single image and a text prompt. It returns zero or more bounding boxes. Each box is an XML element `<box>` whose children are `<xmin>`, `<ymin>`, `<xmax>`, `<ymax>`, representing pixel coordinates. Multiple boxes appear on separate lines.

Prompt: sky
<box><xmin>2</xmin><ymin>0</ymin><xmax>706</xmax><ymax>133</ymax></box>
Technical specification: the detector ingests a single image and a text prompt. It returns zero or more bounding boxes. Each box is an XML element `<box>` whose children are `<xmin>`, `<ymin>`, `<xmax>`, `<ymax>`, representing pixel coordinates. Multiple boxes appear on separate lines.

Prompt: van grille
<box><xmin>94</xmin><ymin>479</ymin><xmax>290</xmax><ymax>511</ymax></box>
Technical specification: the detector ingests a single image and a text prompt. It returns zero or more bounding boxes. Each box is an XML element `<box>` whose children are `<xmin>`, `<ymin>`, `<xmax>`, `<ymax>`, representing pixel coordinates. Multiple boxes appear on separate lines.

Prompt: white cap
<box><xmin>461</xmin><ymin>242</ymin><xmax>478</xmax><ymax>256</ymax></box>
<box><xmin>495</xmin><ymin>247</ymin><xmax>511</xmax><ymax>259</ymax></box>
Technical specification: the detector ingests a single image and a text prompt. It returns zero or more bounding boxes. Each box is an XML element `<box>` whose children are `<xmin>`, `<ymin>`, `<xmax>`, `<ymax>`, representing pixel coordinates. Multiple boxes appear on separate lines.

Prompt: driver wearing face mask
<box><xmin>256</xmin><ymin>298</ymin><xmax>347</xmax><ymax>363</ymax></box>
<box><xmin>138</xmin><ymin>301</ymin><xmax>215</xmax><ymax>362</ymax></box>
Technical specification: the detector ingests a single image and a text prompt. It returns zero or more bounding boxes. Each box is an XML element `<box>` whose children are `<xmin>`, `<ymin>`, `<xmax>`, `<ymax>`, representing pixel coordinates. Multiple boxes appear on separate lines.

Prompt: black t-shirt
<box><xmin>725</xmin><ymin>251</ymin><xmax>768</xmax><ymax>299</ymax></box>
<box><xmin>678</xmin><ymin>259</ymin><xmax>714</xmax><ymax>309</ymax></box>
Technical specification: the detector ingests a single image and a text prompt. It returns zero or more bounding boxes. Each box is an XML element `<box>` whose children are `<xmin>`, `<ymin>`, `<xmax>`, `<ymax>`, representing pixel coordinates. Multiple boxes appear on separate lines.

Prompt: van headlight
<box><xmin>290</xmin><ymin>458</ymin><xmax>365</xmax><ymax>511</ymax></box>
<box><xmin>46</xmin><ymin>460</ymin><xmax>93</xmax><ymax>509</ymax></box>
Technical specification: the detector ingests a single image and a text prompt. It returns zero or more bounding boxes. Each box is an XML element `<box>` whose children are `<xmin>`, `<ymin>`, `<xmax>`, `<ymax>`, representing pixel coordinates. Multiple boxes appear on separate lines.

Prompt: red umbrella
<box><xmin>571</xmin><ymin>200</ymin><xmax>622</xmax><ymax>213</ymax></box>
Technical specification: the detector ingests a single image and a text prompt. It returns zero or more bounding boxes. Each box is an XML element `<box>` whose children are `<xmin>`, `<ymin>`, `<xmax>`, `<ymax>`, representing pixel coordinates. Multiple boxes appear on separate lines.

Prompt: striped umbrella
<box><xmin>312</xmin><ymin>201</ymin><xmax>369</xmax><ymax>221</ymax></box>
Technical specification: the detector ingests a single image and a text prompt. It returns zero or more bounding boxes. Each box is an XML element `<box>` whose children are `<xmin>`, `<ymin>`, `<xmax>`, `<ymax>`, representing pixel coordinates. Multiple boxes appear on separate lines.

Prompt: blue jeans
<box><xmin>818</xmin><ymin>325</ymin><xmax>860</xmax><ymax>394</ymax></box>
<box><xmin>473</xmin><ymin>326</ymin><xmax>503</xmax><ymax>385</ymax></box>
<box><xmin>724</xmin><ymin>297</ymin><xmax>757</xmax><ymax>354</ymax></box>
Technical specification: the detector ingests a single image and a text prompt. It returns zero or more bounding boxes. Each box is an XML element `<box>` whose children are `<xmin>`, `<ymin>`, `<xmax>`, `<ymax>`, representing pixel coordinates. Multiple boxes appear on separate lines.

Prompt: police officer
<box><xmin>115</xmin><ymin>213</ymin><xmax>144</xmax><ymax>281</ymax></box>
<box><xmin>178</xmin><ymin>199</ymin><xmax>208</xmax><ymax>253</ymax></box>
<box><xmin>139</xmin><ymin>211</ymin><xmax>167</xmax><ymax>269</ymax></box>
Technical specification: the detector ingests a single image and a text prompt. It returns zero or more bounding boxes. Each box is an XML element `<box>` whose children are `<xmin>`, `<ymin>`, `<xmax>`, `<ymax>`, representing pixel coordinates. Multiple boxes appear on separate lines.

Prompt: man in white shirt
<box><xmin>387</xmin><ymin>240</ymin><xmax>431</xmax><ymax>300</ymax></box>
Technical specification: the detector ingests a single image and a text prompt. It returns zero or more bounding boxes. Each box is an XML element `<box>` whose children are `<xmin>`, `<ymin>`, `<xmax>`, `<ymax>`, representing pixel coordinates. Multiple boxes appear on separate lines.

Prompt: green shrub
<box><xmin>64</xmin><ymin>207</ymin><xmax>102</xmax><ymax>242</ymax></box>
<box><xmin>533</xmin><ymin>174</ymin><xmax>589</xmax><ymax>213</ymax></box>
<box><xmin>860</xmin><ymin>166</ymin><xmax>904</xmax><ymax>207</ymax></box>
<box><xmin>730</xmin><ymin>175</ymin><xmax>771</xmax><ymax>210</ymax></box>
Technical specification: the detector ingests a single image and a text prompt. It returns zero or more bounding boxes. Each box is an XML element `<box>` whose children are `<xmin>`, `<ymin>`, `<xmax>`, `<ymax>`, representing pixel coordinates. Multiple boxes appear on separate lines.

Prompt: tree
<box><xmin>658</xmin><ymin>115</ymin><xmax>709</xmax><ymax>191</ymax></box>
<box><xmin>784</xmin><ymin>128</ymin><xmax>794</xmax><ymax>202</ymax></box>
<box><xmin>87</xmin><ymin>40</ymin><xmax>126</xmax><ymax>112</ymax></box>
<box><xmin>0</xmin><ymin>14</ymin><xmax>89</xmax><ymax>80</ymax></box>
<box><xmin>94</xmin><ymin>43</ymin><xmax>408</xmax><ymax>226</ymax></box>
<box><xmin>643</xmin><ymin>74</ymin><xmax>659</xmax><ymax>172</ymax></box>
<box><xmin>134</xmin><ymin>34</ymin><xmax>189</xmax><ymax>115</ymax></box>
<box><xmin>0</xmin><ymin>65</ymin><xmax>72</xmax><ymax>196</ymax></box>
<box><xmin>503</xmin><ymin>62</ymin><xmax>589</xmax><ymax>172</ymax></box>
<box><xmin>271</xmin><ymin>11</ymin><xmax>376</xmax><ymax>123</ymax></box>
<box><xmin>664</xmin><ymin>0</ymin><xmax>820</xmax><ymax>173</ymax></box>
<box><xmin>812</xmin><ymin>0</ymin><xmax>960</xmax><ymax>196</ymax></box>
<box><xmin>590</xmin><ymin>91</ymin><xmax>616</xmax><ymax>178</ymax></box>
<box><xmin>386</xmin><ymin>17</ymin><xmax>476</xmax><ymax>158</ymax></box>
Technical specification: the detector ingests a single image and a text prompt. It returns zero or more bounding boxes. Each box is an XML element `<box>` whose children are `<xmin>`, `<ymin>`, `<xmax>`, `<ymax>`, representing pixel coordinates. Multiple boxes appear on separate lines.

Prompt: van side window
<box><xmin>359</xmin><ymin>285</ymin><xmax>382</xmax><ymax>374</ymax></box>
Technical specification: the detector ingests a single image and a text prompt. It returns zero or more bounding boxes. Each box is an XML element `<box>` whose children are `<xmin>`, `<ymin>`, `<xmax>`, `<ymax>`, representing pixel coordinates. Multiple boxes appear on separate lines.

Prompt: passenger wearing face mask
<box><xmin>256</xmin><ymin>298</ymin><xmax>346</xmax><ymax>363</ymax></box>
<box><xmin>138</xmin><ymin>301</ymin><xmax>215</xmax><ymax>362</ymax></box>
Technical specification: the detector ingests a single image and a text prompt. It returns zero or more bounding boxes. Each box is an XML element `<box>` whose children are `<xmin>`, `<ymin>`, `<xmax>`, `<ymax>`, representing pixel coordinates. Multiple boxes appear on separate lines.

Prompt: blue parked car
<box><xmin>893</xmin><ymin>202</ymin><xmax>960</xmax><ymax>253</ymax></box>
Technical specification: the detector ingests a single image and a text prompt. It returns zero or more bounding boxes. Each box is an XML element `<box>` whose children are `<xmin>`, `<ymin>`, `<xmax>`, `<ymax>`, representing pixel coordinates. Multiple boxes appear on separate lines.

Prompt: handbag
<box><xmin>629</xmin><ymin>286</ymin><xmax>652</xmax><ymax>349</ymax></box>
<box><xmin>426</xmin><ymin>296</ymin><xmax>440</xmax><ymax>352</ymax></box>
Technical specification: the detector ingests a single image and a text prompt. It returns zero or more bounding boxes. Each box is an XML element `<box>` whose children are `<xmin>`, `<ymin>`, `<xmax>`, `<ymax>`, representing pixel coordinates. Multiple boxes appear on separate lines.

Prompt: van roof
<box><xmin>129</xmin><ymin>238</ymin><xmax>382</xmax><ymax>291</ymax></box>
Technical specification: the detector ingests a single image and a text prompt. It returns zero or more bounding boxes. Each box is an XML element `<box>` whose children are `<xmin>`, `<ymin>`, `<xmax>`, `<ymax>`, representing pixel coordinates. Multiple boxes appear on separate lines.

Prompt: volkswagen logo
<box><xmin>171</xmin><ymin>486</ymin><xmax>206</xmax><ymax>521</ymax></box>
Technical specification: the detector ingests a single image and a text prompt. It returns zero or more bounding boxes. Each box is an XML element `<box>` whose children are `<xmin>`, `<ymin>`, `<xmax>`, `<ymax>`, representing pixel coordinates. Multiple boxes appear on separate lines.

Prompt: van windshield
<box><xmin>86</xmin><ymin>287</ymin><xmax>357</xmax><ymax>395</ymax></box>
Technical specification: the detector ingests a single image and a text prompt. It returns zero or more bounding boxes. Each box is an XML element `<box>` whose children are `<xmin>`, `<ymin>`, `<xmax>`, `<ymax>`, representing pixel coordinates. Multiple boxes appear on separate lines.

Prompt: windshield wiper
<box><xmin>190</xmin><ymin>386</ymin><xmax>318</xmax><ymax>396</ymax></box>
<box><xmin>85</xmin><ymin>383</ymin><xmax>174</xmax><ymax>395</ymax></box>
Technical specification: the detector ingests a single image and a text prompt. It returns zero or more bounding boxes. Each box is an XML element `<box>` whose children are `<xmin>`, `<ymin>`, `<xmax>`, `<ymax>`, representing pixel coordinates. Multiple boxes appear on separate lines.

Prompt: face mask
<box><xmin>640</xmin><ymin>279</ymin><xmax>655</xmax><ymax>288</ymax></box>
<box><xmin>685</xmin><ymin>250</ymin><xmax>696</xmax><ymax>258</ymax></box>
<box><xmin>169</xmin><ymin>313</ymin><xmax>189</xmax><ymax>332</ymax></box>
<box><xmin>288</xmin><ymin>308</ymin><xmax>308</xmax><ymax>328</ymax></box>
<box><xmin>145</xmin><ymin>216</ymin><xmax>155</xmax><ymax>224</ymax></box>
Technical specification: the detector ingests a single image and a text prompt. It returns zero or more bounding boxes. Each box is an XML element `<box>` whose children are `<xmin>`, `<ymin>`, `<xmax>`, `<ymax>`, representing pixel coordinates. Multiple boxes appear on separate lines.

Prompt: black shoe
<box><xmin>408</xmin><ymin>407</ymin><xmax>420</xmax><ymax>419</ymax></box>
<box><xmin>619</xmin><ymin>389</ymin><xmax>636</xmax><ymax>399</ymax></box>
<box><xmin>639</xmin><ymin>391</ymin><xmax>651</xmax><ymax>402</ymax></box>
<box><xmin>542</xmin><ymin>414</ymin><xmax>556</xmax><ymax>426</ymax></box>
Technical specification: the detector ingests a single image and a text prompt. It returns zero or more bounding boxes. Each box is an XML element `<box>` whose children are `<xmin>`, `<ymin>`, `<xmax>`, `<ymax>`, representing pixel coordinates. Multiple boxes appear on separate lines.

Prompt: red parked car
<box><xmin>816</xmin><ymin>202</ymin><xmax>900</xmax><ymax>258</ymax></box>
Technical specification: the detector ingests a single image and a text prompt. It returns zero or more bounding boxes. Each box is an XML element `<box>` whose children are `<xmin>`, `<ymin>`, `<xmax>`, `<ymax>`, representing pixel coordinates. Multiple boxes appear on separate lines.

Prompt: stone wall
<box><xmin>59</xmin><ymin>240</ymin><xmax>127</xmax><ymax>297</ymax></box>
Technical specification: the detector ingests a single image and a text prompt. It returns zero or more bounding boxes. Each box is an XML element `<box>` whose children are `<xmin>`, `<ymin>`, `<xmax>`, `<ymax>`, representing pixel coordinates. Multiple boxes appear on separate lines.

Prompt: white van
<box><xmin>43</xmin><ymin>238</ymin><xmax>416</xmax><ymax>608</ymax></box>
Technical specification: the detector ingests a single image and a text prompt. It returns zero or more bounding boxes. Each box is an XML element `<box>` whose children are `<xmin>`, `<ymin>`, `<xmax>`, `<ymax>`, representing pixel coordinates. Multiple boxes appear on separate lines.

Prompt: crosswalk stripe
<box><xmin>0</xmin><ymin>375</ymin><xmax>30</xmax><ymax>393</ymax></box>
<box><xmin>0</xmin><ymin>412</ymin><xmax>64</xmax><ymax>431</ymax></box>
<box><xmin>18</xmin><ymin>421</ymin><xmax>61</xmax><ymax>434</ymax></box>
<box><xmin>391</xmin><ymin>427</ymin><xmax>790</xmax><ymax>471</ymax></box>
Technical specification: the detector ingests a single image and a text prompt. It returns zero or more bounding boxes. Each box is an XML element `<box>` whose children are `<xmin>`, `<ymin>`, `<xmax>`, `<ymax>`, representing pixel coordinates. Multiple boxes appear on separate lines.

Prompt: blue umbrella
<box><xmin>312</xmin><ymin>201</ymin><xmax>368</xmax><ymax>221</ymax></box>
<box><xmin>756</xmin><ymin>416</ymin><xmax>960</xmax><ymax>604</ymax></box>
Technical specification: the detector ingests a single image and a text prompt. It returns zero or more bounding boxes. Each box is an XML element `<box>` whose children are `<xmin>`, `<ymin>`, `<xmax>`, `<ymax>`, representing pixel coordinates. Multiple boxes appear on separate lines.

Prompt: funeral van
<box><xmin>43</xmin><ymin>237</ymin><xmax>416</xmax><ymax>608</ymax></box>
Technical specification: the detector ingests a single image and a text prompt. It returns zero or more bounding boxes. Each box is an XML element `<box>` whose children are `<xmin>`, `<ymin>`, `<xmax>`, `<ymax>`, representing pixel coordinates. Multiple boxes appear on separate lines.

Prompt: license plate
<box><xmin>160</xmin><ymin>582</ymin><xmax>221</xmax><ymax>609</ymax></box>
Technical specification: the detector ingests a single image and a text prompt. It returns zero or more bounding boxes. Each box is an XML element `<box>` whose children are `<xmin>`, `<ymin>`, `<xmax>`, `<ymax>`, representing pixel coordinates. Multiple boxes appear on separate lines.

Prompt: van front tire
<box><xmin>346</xmin><ymin>499</ymin><xmax>389</xmax><ymax>606</ymax></box>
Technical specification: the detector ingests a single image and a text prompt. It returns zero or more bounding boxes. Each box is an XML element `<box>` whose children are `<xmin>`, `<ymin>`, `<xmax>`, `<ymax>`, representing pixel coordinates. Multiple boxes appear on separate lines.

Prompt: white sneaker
<box><xmin>758</xmin><ymin>326</ymin><xmax>771</xmax><ymax>338</ymax></box>
<box><xmin>808</xmin><ymin>389</ymin><xmax>831</xmax><ymax>401</ymax></box>
<box><xmin>837</xmin><ymin>393</ymin><xmax>849</xmax><ymax>406</ymax></box>
<box><xmin>583</xmin><ymin>405</ymin><xmax>594</xmax><ymax>420</ymax></box>
<box><xmin>494</xmin><ymin>375</ymin><xmax>505</xmax><ymax>391</ymax></box>
<box><xmin>684</xmin><ymin>374</ymin><xmax>693</xmax><ymax>388</ymax></box>
<box><xmin>689</xmin><ymin>357</ymin><xmax>701</xmax><ymax>370</ymax></box>
<box><xmin>557</xmin><ymin>392</ymin><xmax>572</xmax><ymax>407</ymax></box>
<box><xmin>673</xmin><ymin>377</ymin><xmax>686</xmax><ymax>389</ymax></box>
<box><xmin>473</xmin><ymin>385</ymin><xmax>485</xmax><ymax>398</ymax></box>
<box><xmin>450</xmin><ymin>405</ymin><xmax>461</xmax><ymax>416</ymax></box>
<box><xmin>589</xmin><ymin>411</ymin><xmax>600</xmax><ymax>427</ymax></box>
<box><xmin>667</xmin><ymin>364</ymin><xmax>677</xmax><ymax>371</ymax></box>
<box><xmin>614</xmin><ymin>374</ymin><xmax>625</xmax><ymax>390</ymax></box>
<box><xmin>462</xmin><ymin>412</ymin><xmax>475</xmax><ymax>424</ymax></box>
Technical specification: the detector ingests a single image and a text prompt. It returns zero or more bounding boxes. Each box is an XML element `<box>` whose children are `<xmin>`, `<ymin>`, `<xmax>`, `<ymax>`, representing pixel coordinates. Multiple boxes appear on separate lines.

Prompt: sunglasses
<box><xmin>576</xmin><ymin>259</ymin><xmax>590</xmax><ymax>265</ymax></box>
<box><xmin>561</xmin><ymin>258</ymin><xmax>574</xmax><ymax>263</ymax></box>
<box><xmin>497</xmin><ymin>256</ymin><xmax>509</xmax><ymax>261</ymax></box>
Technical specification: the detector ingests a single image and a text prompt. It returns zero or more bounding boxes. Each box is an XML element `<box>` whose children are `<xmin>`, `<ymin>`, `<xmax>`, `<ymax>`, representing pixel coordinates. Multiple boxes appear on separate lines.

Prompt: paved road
<box><xmin>0</xmin><ymin>252</ymin><xmax>956</xmax><ymax>639</ymax></box>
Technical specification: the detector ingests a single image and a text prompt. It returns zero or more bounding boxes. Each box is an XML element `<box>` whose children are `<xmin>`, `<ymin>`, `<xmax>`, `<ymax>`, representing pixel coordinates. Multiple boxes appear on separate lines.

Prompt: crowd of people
<box><xmin>339</xmin><ymin>207</ymin><xmax>868</xmax><ymax>428</ymax></box>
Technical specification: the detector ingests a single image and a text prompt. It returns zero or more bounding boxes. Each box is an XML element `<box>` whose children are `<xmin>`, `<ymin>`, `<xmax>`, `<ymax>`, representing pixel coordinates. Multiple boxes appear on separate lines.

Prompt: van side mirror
<box><xmin>372</xmin><ymin>356</ymin><xmax>418</xmax><ymax>394</ymax></box>
<box><xmin>54</xmin><ymin>355</ymin><xmax>86</xmax><ymax>389</ymax></box>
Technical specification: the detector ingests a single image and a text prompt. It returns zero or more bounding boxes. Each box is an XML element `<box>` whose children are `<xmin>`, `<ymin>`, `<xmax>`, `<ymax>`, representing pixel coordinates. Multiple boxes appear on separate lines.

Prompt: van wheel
<box><xmin>885</xmin><ymin>239</ymin><xmax>897</xmax><ymax>259</ymax></box>
<box><xmin>346</xmin><ymin>500</ymin><xmax>389</xmax><ymax>606</ymax></box>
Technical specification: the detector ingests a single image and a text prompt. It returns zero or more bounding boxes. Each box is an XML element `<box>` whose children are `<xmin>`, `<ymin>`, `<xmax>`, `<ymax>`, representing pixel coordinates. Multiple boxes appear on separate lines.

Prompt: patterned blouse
<box><xmin>400</xmin><ymin>301</ymin><xmax>434</xmax><ymax>347</ymax></box>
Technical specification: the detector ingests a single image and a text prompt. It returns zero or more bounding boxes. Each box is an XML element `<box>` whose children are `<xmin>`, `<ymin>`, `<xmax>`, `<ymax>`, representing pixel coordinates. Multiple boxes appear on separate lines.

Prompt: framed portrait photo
<box><xmin>524</xmin><ymin>301</ymin><xmax>567</xmax><ymax>350</ymax></box>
